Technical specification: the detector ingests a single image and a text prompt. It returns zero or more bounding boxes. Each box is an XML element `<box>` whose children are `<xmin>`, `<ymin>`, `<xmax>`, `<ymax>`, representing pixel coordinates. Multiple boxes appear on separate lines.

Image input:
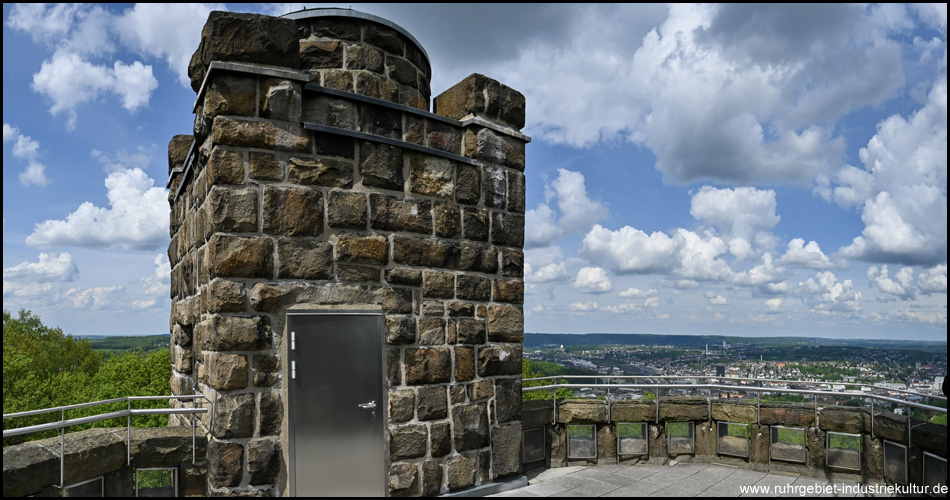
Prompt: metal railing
<box><xmin>524</xmin><ymin>375</ymin><xmax>947</xmax><ymax>456</ymax></box>
<box><xmin>3</xmin><ymin>395</ymin><xmax>210</xmax><ymax>490</ymax></box>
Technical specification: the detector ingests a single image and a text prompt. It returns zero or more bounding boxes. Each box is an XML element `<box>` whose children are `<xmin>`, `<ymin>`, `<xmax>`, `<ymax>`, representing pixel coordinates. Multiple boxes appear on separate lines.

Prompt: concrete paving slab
<box><xmin>549</xmin><ymin>479</ymin><xmax>619</xmax><ymax>497</ymax></box>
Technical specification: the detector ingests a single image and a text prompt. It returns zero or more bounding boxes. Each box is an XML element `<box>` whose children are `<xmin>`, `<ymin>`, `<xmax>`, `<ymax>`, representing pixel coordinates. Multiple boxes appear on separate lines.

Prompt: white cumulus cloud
<box><xmin>618</xmin><ymin>287</ymin><xmax>657</xmax><ymax>298</ymax></box>
<box><xmin>917</xmin><ymin>265</ymin><xmax>947</xmax><ymax>294</ymax></box>
<box><xmin>798</xmin><ymin>271</ymin><xmax>862</xmax><ymax>313</ymax></box>
<box><xmin>573</xmin><ymin>267</ymin><xmax>613</xmax><ymax>294</ymax></box>
<box><xmin>867</xmin><ymin>265</ymin><xmax>916</xmax><ymax>299</ymax></box>
<box><xmin>3</xmin><ymin>253</ymin><xmax>79</xmax><ymax>284</ymax></box>
<box><xmin>779</xmin><ymin>238</ymin><xmax>835</xmax><ymax>269</ymax></box>
<box><xmin>3</xmin><ymin>123</ymin><xmax>50</xmax><ymax>187</ymax></box>
<box><xmin>525</xmin><ymin>169</ymin><xmax>608</xmax><ymax>248</ymax></box>
<box><xmin>26</xmin><ymin>168</ymin><xmax>168</xmax><ymax>251</ymax></box>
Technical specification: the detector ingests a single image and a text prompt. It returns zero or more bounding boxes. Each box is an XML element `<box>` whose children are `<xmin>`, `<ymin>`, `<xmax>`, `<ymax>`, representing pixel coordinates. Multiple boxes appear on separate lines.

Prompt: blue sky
<box><xmin>2</xmin><ymin>4</ymin><xmax>947</xmax><ymax>341</ymax></box>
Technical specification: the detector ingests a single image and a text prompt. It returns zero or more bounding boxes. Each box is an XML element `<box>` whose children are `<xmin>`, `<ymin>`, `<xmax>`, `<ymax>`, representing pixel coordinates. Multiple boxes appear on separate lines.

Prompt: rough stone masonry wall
<box><xmin>166</xmin><ymin>10</ymin><xmax>528</xmax><ymax>497</ymax></box>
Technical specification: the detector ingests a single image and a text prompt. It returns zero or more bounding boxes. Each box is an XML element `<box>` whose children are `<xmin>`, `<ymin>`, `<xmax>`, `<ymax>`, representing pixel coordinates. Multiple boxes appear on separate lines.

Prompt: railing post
<box><xmin>60</xmin><ymin>423</ymin><xmax>65</xmax><ymax>490</ymax></box>
<box><xmin>127</xmin><ymin>399</ymin><xmax>131</xmax><ymax>466</ymax></box>
<box><xmin>870</xmin><ymin>398</ymin><xmax>875</xmax><ymax>439</ymax></box>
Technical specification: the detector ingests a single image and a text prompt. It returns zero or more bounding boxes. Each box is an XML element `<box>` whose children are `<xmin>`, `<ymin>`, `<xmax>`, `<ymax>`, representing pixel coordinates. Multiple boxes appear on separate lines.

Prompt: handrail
<box><xmin>3</xmin><ymin>394</ymin><xmax>212</xmax><ymax>489</ymax></box>
<box><xmin>522</xmin><ymin>382</ymin><xmax>948</xmax><ymax>414</ymax></box>
<box><xmin>523</xmin><ymin>374</ymin><xmax>947</xmax><ymax>402</ymax></box>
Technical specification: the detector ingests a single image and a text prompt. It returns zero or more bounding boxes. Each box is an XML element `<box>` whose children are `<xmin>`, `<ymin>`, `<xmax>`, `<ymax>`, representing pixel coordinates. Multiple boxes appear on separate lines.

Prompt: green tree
<box><xmin>522</xmin><ymin>359</ymin><xmax>573</xmax><ymax>401</ymax></box>
<box><xmin>3</xmin><ymin>310</ymin><xmax>172</xmax><ymax>444</ymax></box>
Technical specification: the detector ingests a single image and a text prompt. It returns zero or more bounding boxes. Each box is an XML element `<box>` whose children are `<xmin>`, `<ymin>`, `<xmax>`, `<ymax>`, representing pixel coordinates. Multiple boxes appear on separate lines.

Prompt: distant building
<box><xmin>716</xmin><ymin>365</ymin><xmax>725</xmax><ymax>377</ymax></box>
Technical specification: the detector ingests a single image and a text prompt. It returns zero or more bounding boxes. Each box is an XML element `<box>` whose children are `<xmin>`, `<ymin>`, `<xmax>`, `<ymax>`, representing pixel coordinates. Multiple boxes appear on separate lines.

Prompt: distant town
<box><xmin>524</xmin><ymin>333</ymin><xmax>947</xmax><ymax>422</ymax></box>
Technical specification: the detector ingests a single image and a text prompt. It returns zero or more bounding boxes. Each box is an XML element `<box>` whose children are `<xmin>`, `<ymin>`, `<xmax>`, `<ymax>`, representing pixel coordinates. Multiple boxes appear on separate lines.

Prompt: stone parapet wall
<box><xmin>2</xmin><ymin>427</ymin><xmax>206</xmax><ymax>497</ymax></box>
<box><xmin>524</xmin><ymin>398</ymin><xmax>945</xmax><ymax>486</ymax></box>
<box><xmin>167</xmin><ymin>10</ymin><xmax>527</xmax><ymax>497</ymax></box>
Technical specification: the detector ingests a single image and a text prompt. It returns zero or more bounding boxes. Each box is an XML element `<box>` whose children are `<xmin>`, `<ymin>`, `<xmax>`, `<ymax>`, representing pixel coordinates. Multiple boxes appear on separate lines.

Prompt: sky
<box><xmin>2</xmin><ymin>4</ymin><xmax>947</xmax><ymax>341</ymax></box>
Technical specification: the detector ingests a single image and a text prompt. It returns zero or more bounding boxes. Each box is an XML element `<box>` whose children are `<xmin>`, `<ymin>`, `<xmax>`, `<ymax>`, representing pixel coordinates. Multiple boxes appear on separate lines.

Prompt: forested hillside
<box><xmin>3</xmin><ymin>309</ymin><xmax>171</xmax><ymax>444</ymax></box>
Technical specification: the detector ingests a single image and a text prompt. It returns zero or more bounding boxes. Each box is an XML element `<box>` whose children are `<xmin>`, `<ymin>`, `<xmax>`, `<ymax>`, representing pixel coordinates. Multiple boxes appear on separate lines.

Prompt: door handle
<box><xmin>358</xmin><ymin>401</ymin><xmax>376</xmax><ymax>409</ymax></box>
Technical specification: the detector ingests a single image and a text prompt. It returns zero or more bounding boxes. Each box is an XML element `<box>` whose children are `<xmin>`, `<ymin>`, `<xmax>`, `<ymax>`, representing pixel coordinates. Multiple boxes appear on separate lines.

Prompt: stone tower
<box><xmin>166</xmin><ymin>8</ymin><xmax>529</xmax><ymax>496</ymax></box>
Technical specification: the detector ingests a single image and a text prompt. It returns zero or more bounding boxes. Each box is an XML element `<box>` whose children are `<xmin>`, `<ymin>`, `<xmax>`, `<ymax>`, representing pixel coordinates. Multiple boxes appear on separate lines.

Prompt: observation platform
<box><xmin>492</xmin><ymin>463</ymin><xmax>894</xmax><ymax>497</ymax></box>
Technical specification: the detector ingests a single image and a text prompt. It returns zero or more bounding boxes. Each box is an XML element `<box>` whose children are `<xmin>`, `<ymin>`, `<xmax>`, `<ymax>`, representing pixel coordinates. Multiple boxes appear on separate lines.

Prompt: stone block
<box><xmin>393</xmin><ymin>236</ymin><xmax>447</xmax><ymax>268</ymax></box>
<box><xmin>491</xmin><ymin>211</ymin><xmax>525</xmax><ymax>248</ymax></box>
<box><xmin>433</xmin><ymin>203</ymin><xmax>461</xmax><ymax>239</ymax></box>
<box><xmin>207</xmin><ymin>147</ymin><xmax>245</xmax><ymax>185</ymax></box>
<box><xmin>310</xmin><ymin>18</ymin><xmax>361</xmax><ymax>41</ymax></box>
<box><xmin>453</xmin><ymin>318</ymin><xmax>486</xmax><ymax>345</ymax></box>
<box><xmin>262</xmin><ymin>185</ymin><xmax>324</xmax><ymax>237</ymax></box>
<box><xmin>202</xmin><ymin>277</ymin><xmax>245</xmax><ymax>314</ymax></box>
<box><xmin>409</xmin><ymin>154</ymin><xmax>455</xmax><ymax>198</ymax></box>
<box><xmin>493</xmin><ymin>279</ymin><xmax>524</xmax><ymax>304</ymax></box>
<box><xmin>434</xmin><ymin>73</ymin><xmax>499</xmax><ymax>121</ymax></box>
<box><xmin>302</xmin><ymin>95</ymin><xmax>357</xmax><ymax>130</ymax></box>
<box><xmin>758</xmin><ymin>402</ymin><xmax>815</xmax><ymax>427</ymax></box>
<box><xmin>249</xmin><ymin>282</ymin><xmax>297</xmax><ymax>312</ymax></box>
<box><xmin>450</xmin><ymin>385</ymin><xmax>466</xmax><ymax>405</ymax></box>
<box><xmin>252</xmin><ymin>354</ymin><xmax>278</xmax><ymax>387</ymax></box>
<box><xmin>911</xmin><ymin>420</ymin><xmax>947</xmax><ymax>456</ymax></box>
<box><xmin>200</xmin><ymin>315</ymin><xmax>270</xmax><ymax>351</ymax></box>
<box><xmin>488</xmin><ymin>304</ymin><xmax>523</xmax><ymax>342</ymax></box>
<box><xmin>477</xmin><ymin>345</ymin><xmax>521</xmax><ymax>377</ymax></box>
<box><xmin>423</xmin><ymin>270</ymin><xmax>455</xmax><ymax>298</ymax></box>
<box><xmin>247</xmin><ymin>438</ymin><xmax>280</xmax><ymax>486</ymax></box>
<box><xmin>425</xmin><ymin>120</ymin><xmax>462</xmax><ymax>154</ymax></box>
<box><xmin>277</xmin><ymin>239</ymin><xmax>333</xmax><ymax>279</ymax></box>
<box><xmin>390</xmin><ymin>424</ymin><xmax>428</xmax><ymax>460</ymax></box>
<box><xmin>386</xmin><ymin>55</ymin><xmax>418</xmax><ymax>88</ymax></box>
<box><xmin>188</xmin><ymin>11</ymin><xmax>298</xmax><ymax>91</ymax></box>
<box><xmin>493</xmin><ymin>422</ymin><xmax>522</xmax><ymax>478</ymax></box>
<box><xmin>456</xmin><ymin>274</ymin><xmax>491</xmax><ymax>301</ymax></box>
<box><xmin>559</xmin><ymin>401</ymin><xmax>608</xmax><ymax>423</ymax></box>
<box><xmin>405</xmin><ymin>348</ymin><xmax>451</xmax><ymax>384</ymax></box>
<box><xmin>212</xmin><ymin>116</ymin><xmax>310</xmax><ymax>152</ymax></box>
<box><xmin>403</xmin><ymin>114</ymin><xmax>424</xmax><ymax>144</ymax></box>
<box><xmin>470</xmin><ymin>380</ymin><xmax>494</xmax><ymax>401</ymax></box>
<box><xmin>327</xmin><ymin>190</ymin><xmax>367</xmax><ymax>228</ymax></box>
<box><xmin>501</xmin><ymin>249</ymin><xmax>524</xmax><ymax>277</ymax></box>
<box><xmin>387</xmin><ymin>348</ymin><xmax>402</xmax><ymax>387</ymax></box>
<box><xmin>450</xmin><ymin>166</ymin><xmax>480</xmax><ymax>207</ymax></box>
<box><xmin>871</xmin><ymin>410</ymin><xmax>907</xmax><ymax>443</ymax></box>
<box><xmin>749</xmin><ymin>424</ymin><xmax>769</xmax><ymax>464</ymax></box>
<box><xmin>172</xmin><ymin>344</ymin><xmax>193</xmax><ymax>373</ymax></box>
<box><xmin>322</xmin><ymin>69</ymin><xmax>354</xmax><ymax>92</ymax></box>
<box><xmin>455</xmin><ymin>346</ymin><xmax>475</xmax><ymax>382</ymax></box>
<box><xmin>207</xmin><ymin>352</ymin><xmax>248</xmax><ymax>391</ymax></box>
<box><xmin>500</xmin><ymin>84</ymin><xmax>526</xmax><ymax>129</ymax></box>
<box><xmin>421</xmin><ymin>461</ymin><xmax>443</xmax><ymax>497</ymax></box>
<box><xmin>417</xmin><ymin>386</ymin><xmax>447</xmax><ymax>420</ymax></box>
<box><xmin>313</xmin><ymin>131</ymin><xmax>354</xmax><ymax>158</ymax></box>
<box><xmin>862</xmin><ymin>435</ymin><xmax>883</xmax><ymax>480</ymax></box>
<box><xmin>711</xmin><ymin>402</ymin><xmax>757</xmax><ymax>424</ymax></box>
<box><xmin>168</xmin><ymin>134</ymin><xmax>192</xmax><ymax>174</ymax></box>
<box><xmin>390</xmin><ymin>389</ymin><xmax>415</xmax><ymax>422</ymax></box>
<box><xmin>523</xmin><ymin>400</ymin><xmax>555</xmax><ymax>429</ymax></box>
<box><xmin>507</xmin><ymin>171</ymin><xmax>526</xmax><ymax>213</ymax></box>
<box><xmin>207</xmin><ymin>439</ymin><xmax>244</xmax><ymax>489</ymax></box>
<box><xmin>495</xmin><ymin>378</ymin><xmax>522</xmax><ymax>424</ymax></box>
<box><xmin>360</xmin><ymin>104</ymin><xmax>402</xmax><ymax>139</ymax></box>
<box><xmin>598</xmin><ymin>424</ymin><xmax>617</xmax><ymax>460</ymax></box>
<box><xmin>611</xmin><ymin>401</ymin><xmax>656</xmax><ymax>423</ymax></box>
<box><xmin>210</xmin><ymin>392</ymin><xmax>255</xmax><ymax>438</ymax></box>
<box><xmin>260</xmin><ymin>78</ymin><xmax>302</xmax><ymax>121</ymax></box>
<box><xmin>386</xmin><ymin>315</ymin><xmax>416</xmax><ymax>345</ymax></box>
<box><xmin>300</xmin><ymin>39</ymin><xmax>343</xmax><ymax>68</ymax></box>
<box><xmin>388</xmin><ymin>463</ymin><xmax>419</xmax><ymax>497</ymax></box>
<box><xmin>430</xmin><ymin>421</ymin><xmax>451</xmax><ymax>458</ymax></box>
<box><xmin>418</xmin><ymin>317</ymin><xmax>445</xmax><ymax>345</ymax></box>
<box><xmin>658</xmin><ymin>397</ymin><xmax>709</xmax><ymax>422</ymax></box>
<box><xmin>386</xmin><ymin>268</ymin><xmax>422</xmax><ymax>286</ymax></box>
<box><xmin>370</xmin><ymin>194</ymin><xmax>432</xmax><ymax>234</ymax></box>
<box><xmin>336</xmin><ymin>234</ymin><xmax>388</xmax><ymax>265</ymax></box>
<box><xmin>447</xmin><ymin>301</ymin><xmax>475</xmax><ymax>317</ymax></box>
<box><xmin>346</xmin><ymin>43</ymin><xmax>384</xmax><ymax>72</ymax></box>
<box><xmin>819</xmin><ymin>406</ymin><xmax>869</xmax><ymax>433</ymax></box>
<box><xmin>482</xmin><ymin>164</ymin><xmax>507</xmax><ymax>209</ymax></box>
<box><xmin>248</xmin><ymin>151</ymin><xmax>281</xmax><ymax>180</ymax></box>
<box><xmin>453</xmin><ymin>403</ymin><xmax>489</xmax><ymax>452</ymax></box>
<box><xmin>288</xmin><ymin>156</ymin><xmax>353</xmax><ymax>188</ymax></box>
<box><xmin>204</xmin><ymin>73</ymin><xmax>257</xmax><ymax>118</ymax></box>
<box><xmin>446</xmin><ymin>454</ymin><xmax>476</xmax><ymax>492</ymax></box>
<box><xmin>462</xmin><ymin>208</ymin><xmax>489</xmax><ymax>242</ymax></box>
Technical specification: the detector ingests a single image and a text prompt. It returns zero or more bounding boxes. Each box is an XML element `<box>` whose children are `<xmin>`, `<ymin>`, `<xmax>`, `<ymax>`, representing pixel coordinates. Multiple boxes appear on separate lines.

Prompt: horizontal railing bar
<box><xmin>3</xmin><ymin>411</ymin><xmax>130</xmax><ymax>438</ymax></box>
<box><xmin>523</xmin><ymin>375</ymin><xmax>946</xmax><ymax>401</ymax></box>
<box><xmin>4</xmin><ymin>395</ymin><xmax>210</xmax><ymax>420</ymax></box>
<box><xmin>3</xmin><ymin>398</ymin><xmax>129</xmax><ymax>419</ymax></box>
<box><xmin>130</xmin><ymin>408</ymin><xmax>207</xmax><ymax>416</ymax></box>
<box><xmin>523</xmin><ymin>383</ymin><xmax>948</xmax><ymax>414</ymax></box>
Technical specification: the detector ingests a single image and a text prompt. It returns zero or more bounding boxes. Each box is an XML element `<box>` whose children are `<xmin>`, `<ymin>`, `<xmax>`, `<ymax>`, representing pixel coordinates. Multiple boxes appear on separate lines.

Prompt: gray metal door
<box><xmin>288</xmin><ymin>310</ymin><xmax>386</xmax><ymax>497</ymax></box>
